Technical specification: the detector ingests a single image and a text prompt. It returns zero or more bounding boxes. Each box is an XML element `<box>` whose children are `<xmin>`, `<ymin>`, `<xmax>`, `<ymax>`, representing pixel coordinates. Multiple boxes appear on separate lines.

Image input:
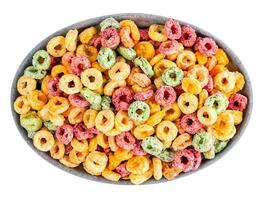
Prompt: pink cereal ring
<box><xmin>180</xmin><ymin>113</ymin><xmax>203</xmax><ymax>134</ymax></box>
<box><xmin>70</xmin><ymin>56</ymin><xmax>91</xmax><ymax>76</ymax></box>
<box><xmin>47</xmin><ymin>77</ymin><xmax>62</xmax><ymax>96</ymax></box>
<box><xmin>55</xmin><ymin>124</ymin><xmax>74</xmax><ymax>145</ymax></box>
<box><xmin>131</xmin><ymin>141</ymin><xmax>147</xmax><ymax>156</ymax></box>
<box><xmin>139</xmin><ymin>29</ymin><xmax>150</xmax><ymax>41</ymax></box>
<box><xmin>134</xmin><ymin>90</ymin><xmax>154</xmax><ymax>101</ymax></box>
<box><xmin>92</xmin><ymin>36</ymin><xmax>102</xmax><ymax>49</ymax></box>
<box><xmin>155</xmin><ymin>85</ymin><xmax>177</xmax><ymax>106</ymax></box>
<box><xmin>188</xmin><ymin>148</ymin><xmax>202</xmax><ymax>170</ymax></box>
<box><xmin>68</xmin><ymin>93</ymin><xmax>89</xmax><ymax>108</ymax></box>
<box><xmin>115</xmin><ymin>131</ymin><xmax>136</xmax><ymax>150</ymax></box>
<box><xmin>73</xmin><ymin>123</ymin><xmax>94</xmax><ymax>140</ymax></box>
<box><xmin>179</xmin><ymin>25</ymin><xmax>197</xmax><ymax>47</ymax></box>
<box><xmin>164</xmin><ymin>18</ymin><xmax>182</xmax><ymax>40</ymax></box>
<box><xmin>101</xmin><ymin>27</ymin><xmax>120</xmax><ymax>49</ymax></box>
<box><xmin>195</xmin><ymin>37</ymin><xmax>218</xmax><ymax>57</ymax></box>
<box><xmin>115</xmin><ymin>163</ymin><xmax>130</xmax><ymax>177</ymax></box>
<box><xmin>228</xmin><ymin>93</ymin><xmax>248</xmax><ymax>112</ymax></box>
<box><xmin>159</xmin><ymin>40</ymin><xmax>180</xmax><ymax>55</ymax></box>
<box><xmin>172</xmin><ymin>149</ymin><xmax>195</xmax><ymax>172</ymax></box>
<box><xmin>112</xmin><ymin>87</ymin><xmax>134</xmax><ymax>111</ymax></box>
<box><xmin>203</xmin><ymin>75</ymin><xmax>214</xmax><ymax>93</ymax></box>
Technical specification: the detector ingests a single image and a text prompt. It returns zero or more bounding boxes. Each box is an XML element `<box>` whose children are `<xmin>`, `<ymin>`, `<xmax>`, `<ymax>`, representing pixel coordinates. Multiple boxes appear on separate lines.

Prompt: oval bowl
<box><xmin>11</xmin><ymin>13</ymin><xmax>253</xmax><ymax>185</ymax></box>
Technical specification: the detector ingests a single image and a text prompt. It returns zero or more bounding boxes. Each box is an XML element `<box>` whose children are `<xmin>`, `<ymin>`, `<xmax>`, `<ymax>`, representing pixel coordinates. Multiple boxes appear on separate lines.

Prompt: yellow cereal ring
<box><xmin>105</xmin><ymin>129</ymin><xmax>121</xmax><ymax>136</ymax></box>
<box><xmin>33</xmin><ymin>130</ymin><xmax>55</xmax><ymax>152</ymax></box>
<box><xmin>232</xmin><ymin>71</ymin><xmax>245</xmax><ymax>93</ymax></box>
<box><xmin>135</xmin><ymin>41</ymin><xmax>155</xmax><ymax>61</ymax></box>
<box><xmin>108</xmin><ymin>62</ymin><xmax>131</xmax><ymax>81</ymax></box>
<box><xmin>166</xmin><ymin>43</ymin><xmax>184</xmax><ymax>61</ymax></box>
<box><xmin>210</xmin><ymin>64</ymin><xmax>227</xmax><ymax>77</ymax></box>
<box><xmin>198</xmin><ymin>89</ymin><xmax>209</xmax><ymax>108</ymax></box>
<box><xmin>146</xmin><ymin>99</ymin><xmax>161</xmax><ymax>114</ymax></box>
<box><xmin>59</xmin><ymin>74</ymin><xmax>82</xmax><ymax>94</ymax></box>
<box><xmin>114</xmin><ymin>149</ymin><xmax>133</xmax><ymax>161</ymax></box>
<box><xmin>104</xmin><ymin>80</ymin><xmax>126</xmax><ymax>96</ymax></box>
<box><xmin>120</xmin><ymin>20</ymin><xmax>140</xmax><ymax>41</ymax></box>
<box><xmin>65</xmin><ymin>29</ymin><xmax>78</xmax><ymax>52</ymax></box>
<box><xmin>14</xmin><ymin>96</ymin><xmax>31</xmax><ymax>114</ymax></box>
<box><xmin>17</xmin><ymin>76</ymin><xmax>37</xmax><ymax>96</ymax></box>
<box><xmin>83</xmin><ymin>109</ymin><xmax>98</xmax><ymax>129</ymax></box>
<box><xmin>176</xmin><ymin>50</ymin><xmax>196</xmax><ymax>69</ymax></box>
<box><xmin>115</xmin><ymin>110</ymin><xmax>133</xmax><ymax>132</ymax></box>
<box><xmin>197</xmin><ymin>106</ymin><xmax>217</xmax><ymax>126</ymax></box>
<box><xmin>163</xmin><ymin>103</ymin><xmax>181</xmax><ymax>121</ymax></box>
<box><xmin>108</xmin><ymin>136</ymin><xmax>119</xmax><ymax>152</ymax></box>
<box><xmin>92</xmin><ymin>61</ymin><xmax>106</xmax><ymax>72</ymax></box>
<box><xmin>156</xmin><ymin>120</ymin><xmax>178</xmax><ymax>143</ymax></box>
<box><xmin>214</xmin><ymin>71</ymin><xmax>236</xmax><ymax>93</ymax></box>
<box><xmin>27</xmin><ymin>90</ymin><xmax>47</xmax><ymax>110</ymax></box>
<box><xmin>76</xmin><ymin>44</ymin><xmax>98</xmax><ymax>63</ymax></box>
<box><xmin>81</xmin><ymin>68</ymin><xmax>103</xmax><ymax>90</ymax></box>
<box><xmin>96</xmin><ymin>132</ymin><xmax>109</xmax><ymax>148</ymax></box>
<box><xmin>50</xmin><ymin>139</ymin><xmax>65</xmax><ymax>159</ymax></box>
<box><xmin>195</xmin><ymin>51</ymin><xmax>207</xmax><ymax>65</ymax></box>
<box><xmin>177</xmin><ymin>92</ymin><xmax>198</xmax><ymax>114</ymax></box>
<box><xmin>154</xmin><ymin>77</ymin><xmax>164</xmax><ymax>89</ymax></box>
<box><xmin>95</xmin><ymin>110</ymin><xmax>115</xmax><ymax>132</ymax></box>
<box><xmin>187</xmin><ymin>65</ymin><xmax>209</xmax><ymax>87</ymax></box>
<box><xmin>51</xmin><ymin>64</ymin><xmax>68</xmax><ymax>78</ymax></box>
<box><xmin>133</xmin><ymin>124</ymin><xmax>155</xmax><ymax>140</ymax></box>
<box><xmin>47</xmin><ymin>96</ymin><xmax>69</xmax><ymax>114</ymax></box>
<box><xmin>79</xmin><ymin>27</ymin><xmax>97</xmax><ymax>44</ymax></box>
<box><xmin>211</xmin><ymin>126</ymin><xmax>236</xmax><ymax>141</ymax></box>
<box><xmin>152</xmin><ymin>157</ymin><xmax>162</xmax><ymax>180</ymax></box>
<box><xmin>126</xmin><ymin>156</ymin><xmax>150</xmax><ymax>174</ymax></box>
<box><xmin>172</xmin><ymin>133</ymin><xmax>192</xmax><ymax>151</ymax></box>
<box><xmin>83</xmin><ymin>151</ymin><xmax>108</xmax><ymax>175</ymax></box>
<box><xmin>88</xmin><ymin>137</ymin><xmax>98</xmax><ymax>152</ymax></box>
<box><xmin>148</xmin><ymin>24</ymin><xmax>167</xmax><ymax>42</ymax></box>
<box><xmin>129</xmin><ymin>165</ymin><xmax>153</xmax><ymax>185</ymax></box>
<box><xmin>71</xmin><ymin>138</ymin><xmax>88</xmax><ymax>152</ymax></box>
<box><xmin>68</xmin><ymin>107</ymin><xmax>85</xmax><ymax>124</ymax></box>
<box><xmin>146</xmin><ymin>110</ymin><xmax>166</xmax><ymax>126</ymax></box>
<box><xmin>215</xmin><ymin>48</ymin><xmax>229</xmax><ymax>66</ymax></box>
<box><xmin>154</xmin><ymin>59</ymin><xmax>176</xmax><ymax>77</ymax></box>
<box><xmin>150</xmin><ymin>53</ymin><xmax>165</xmax><ymax>66</ymax></box>
<box><xmin>46</xmin><ymin>36</ymin><xmax>66</xmax><ymax>57</ymax></box>
<box><xmin>132</xmin><ymin>84</ymin><xmax>154</xmax><ymax>93</ymax></box>
<box><xmin>59</xmin><ymin>155</ymin><xmax>79</xmax><ymax>168</ymax></box>
<box><xmin>41</xmin><ymin>75</ymin><xmax>51</xmax><ymax>95</ymax></box>
<box><xmin>205</xmin><ymin>55</ymin><xmax>217</xmax><ymax>71</ymax></box>
<box><xmin>108</xmin><ymin>154</ymin><xmax>121</xmax><ymax>170</ymax></box>
<box><xmin>224</xmin><ymin>110</ymin><xmax>243</xmax><ymax>125</ymax></box>
<box><xmin>102</xmin><ymin>168</ymin><xmax>121</xmax><ymax>181</ymax></box>
<box><xmin>69</xmin><ymin>149</ymin><xmax>88</xmax><ymax>164</ymax></box>
<box><xmin>182</xmin><ymin>78</ymin><xmax>202</xmax><ymax>95</ymax></box>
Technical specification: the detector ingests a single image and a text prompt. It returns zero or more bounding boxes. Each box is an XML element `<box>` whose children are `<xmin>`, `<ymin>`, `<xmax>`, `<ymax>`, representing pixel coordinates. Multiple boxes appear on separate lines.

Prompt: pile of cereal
<box><xmin>14</xmin><ymin>17</ymin><xmax>248</xmax><ymax>184</ymax></box>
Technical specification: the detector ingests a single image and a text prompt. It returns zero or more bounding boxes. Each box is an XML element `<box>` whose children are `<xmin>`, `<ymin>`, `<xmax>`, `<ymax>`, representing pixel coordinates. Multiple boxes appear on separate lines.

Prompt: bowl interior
<box><xmin>11</xmin><ymin>13</ymin><xmax>253</xmax><ymax>185</ymax></box>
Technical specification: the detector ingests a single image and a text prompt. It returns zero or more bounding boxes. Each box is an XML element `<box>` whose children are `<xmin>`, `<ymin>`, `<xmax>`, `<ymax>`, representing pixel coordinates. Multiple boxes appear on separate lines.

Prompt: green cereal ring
<box><xmin>157</xmin><ymin>149</ymin><xmax>175</xmax><ymax>162</ymax></box>
<box><xmin>214</xmin><ymin>140</ymin><xmax>228</xmax><ymax>154</ymax></box>
<box><xmin>203</xmin><ymin>146</ymin><xmax>215</xmax><ymax>159</ymax></box>
<box><xmin>97</xmin><ymin>47</ymin><xmax>116</xmax><ymax>69</ymax></box>
<box><xmin>80</xmin><ymin>87</ymin><xmax>102</xmax><ymax>106</ymax></box>
<box><xmin>90</xmin><ymin>103</ymin><xmax>101</xmax><ymax>110</ymax></box>
<box><xmin>162</xmin><ymin>66</ymin><xmax>184</xmax><ymax>87</ymax></box>
<box><xmin>204</xmin><ymin>93</ymin><xmax>229</xmax><ymax>114</ymax></box>
<box><xmin>192</xmin><ymin>131</ymin><xmax>213</xmax><ymax>152</ymax></box>
<box><xmin>20</xmin><ymin>113</ymin><xmax>42</xmax><ymax>132</ymax></box>
<box><xmin>141</xmin><ymin>136</ymin><xmax>164</xmax><ymax>156</ymax></box>
<box><xmin>44</xmin><ymin>120</ymin><xmax>57</xmax><ymax>132</ymax></box>
<box><xmin>101</xmin><ymin>95</ymin><xmax>111</xmax><ymax>110</ymax></box>
<box><xmin>128</xmin><ymin>101</ymin><xmax>150</xmax><ymax>122</ymax></box>
<box><xmin>100</xmin><ymin>17</ymin><xmax>120</xmax><ymax>32</ymax></box>
<box><xmin>24</xmin><ymin>66</ymin><xmax>47</xmax><ymax>80</ymax></box>
<box><xmin>32</xmin><ymin>50</ymin><xmax>51</xmax><ymax>70</ymax></box>
<box><xmin>117</xmin><ymin>46</ymin><xmax>136</xmax><ymax>60</ymax></box>
<box><xmin>27</xmin><ymin>131</ymin><xmax>36</xmax><ymax>139</ymax></box>
<box><xmin>134</xmin><ymin>57</ymin><xmax>154</xmax><ymax>78</ymax></box>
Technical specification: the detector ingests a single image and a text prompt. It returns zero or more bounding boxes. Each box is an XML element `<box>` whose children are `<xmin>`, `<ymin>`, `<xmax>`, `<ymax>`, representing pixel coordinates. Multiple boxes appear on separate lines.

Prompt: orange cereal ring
<box><xmin>17</xmin><ymin>76</ymin><xmax>37</xmax><ymax>96</ymax></box>
<box><xmin>134</xmin><ymin>41</ymin><xmax>155</xmax><ymax>61</ymax></box>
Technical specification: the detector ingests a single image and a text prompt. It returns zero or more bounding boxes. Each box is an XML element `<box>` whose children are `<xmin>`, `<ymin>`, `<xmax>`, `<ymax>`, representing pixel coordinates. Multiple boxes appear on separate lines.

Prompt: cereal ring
<box><xmin>55</xmin><ymin>124</ymin><xmax>74</xmax><ymax>145</ymax></box>
<box><xmin>164</xmin><ymin>18</ymin><xmax>182</xmax><ymax>40</ymax></box>
<box><xmin>172</xmin><ymin>133</ymin><xmax>192</xmax><ymax>151</ymax></box>
<box><xmin>51</xmin><ymin>64</ymin><xmax>68</xmax><ymax>78</ymax></box>
<box><xmin>73</xmin><ymin>123</ymin><xmax>94</xmax><ymax>140</ymax></box>
<box><xmin>155</xmin><ymin>86</ymin><xmax>177</xmax><ymax>106</ymax></box>
<box><xmin>128</xmin><ymin>101</ymin><xmax>150</xmax><ymax>122</ymax></box>
<box><xmin>141</xmin><ymin>136</ymin><xmax>163</xmax><ymax>156</ymax></box>
<box><xmin>176</xmin><ymin>50</ymin><xmax>196</xmax><ymax>69</ymax></box>
<box><xmin>156</xmin><ymin>120</ymin><xmax>178</xmax><ymax>143</ymax></box>
<box><xmin>187</xmin><ymin>65</ymin><xmax>209</xmax><ymax>87</ymax></box>
<box><xmin>203</xmin><ymin>75</ymin><xmax>214</xmax><ymax>93</ymax></box>
<box><xmin>50</xmin><ymin>139</ymin><xmax>65</xmax><ymax>159</ymax></box>
<box><xmin>134</xmin><ymin>57</ymin><xmax>154</xmax><ymax>78</ymax></box>
<box><xmin>133</xmin><ymin>124</ymin><xmax>154</xmax><ymax>140</ymax></box>
<box><xmin>204</xmin><ymin>93</ymin><xmax>228</xmax><ymax>114</ymax></box>
<box><xmin>129</xmin><ymin>165</ymin><xmax>153</xmax><ymax>185</ymax></box>
<box><xmin>79</xmin><ymin>27</ymin><xmax>97</xmax><ymax>44</ymax></box>
<box><xmin>214</xmin><ymin>71</ymin><xmax>236</xmax><ymax>93</ymax></box>
<box><xmin>181</xmin><ymin>77</ymin><xmax>202</xmax><ymax>95</ymax></box>
<box><xmin>69</xmin><ymin>149</ymin><xmax>87</xmax><ymax>164</ymax></box>
<box><xmin>17</xmin><ymin>76</ymin><xmax>37</xmax><ymax>95</ymax></box>
<box><xmin>65</xmin><ymin>29</ymin><xmax>78</xmax><ymax>52</ymax></box>
<box><xmin>188</xmin><ymin>148</ymin><xmax>202</xmax><ymax>170</ymax></box>
<box><xmin>32</xmin><ymin>50</ymin><xmax>51</xmax><ymax>70</ymax></box>
<box><xmin>115</xmin><ymin>132</ymin><xmax>136</xmax><ymax>151</ymax></box>
<box><xmin>68</xmin><ymin>93</ymin><xmax>89</xmax><ymax>108</ymax></box>
<box><xmin>162</xmin><ymin>162</ymin><xmax>181</xmax><ymax>180</ymax></box>
<box><xmin>59</xmin><ymin>74</ymin><xmax>82</xmax><ymax>94</ymax></box>
<box><xmin>33</xmin><ymin>130</ymin><xmax>55</xmax><ymax>152</ymax></box>
<box><xmin>46</xmin><ymin>36</ymin><xmax>66</xmax><ymax>57</ymax></box>
<box><xmin>180</xmin><ymin>113</ymin><xmax>203</xmax><ymax>134</ymax></box>
<box><xmin>81</xmin><ymin>68</ymin><xmax>103</xmax><ymax>90</ymax></box>
<box><xmin>177</xmin><ymin>92</ymin><xmax>198</xmax><ymax>114</ymax></box>
<box><xmin>20</xmin><ymin>112</ymin><xmax>42</xmax><ymax>132</ymax></box>
<box><xmin>150</xmin><ymin>53</ymin><xmax>165</xmax><ymax>66</ymax></box>
<box><xmin>134</xmin><ymin>41</ymin><xmax>155</xmax><ymax>61</ymax></box>
<box><xmin>70</xmin><ymin>138</ymin><xmax>88</xmax><ymax>153</ymax></box>
<box><xmin>126</xmin><ymin>156</ymin><xmax>150</xmax><ymax>174</ymax></box>
<box><xmin>100</xmin><ymin>17</ymin><xmax>120</xmax><ymax>31</ymax></box>
<box><xmin>195</xmin><ymin>37</ymin><xmax>218</xmax><ymax>57</ymax></box>
<box><xmin>27</xmin><ymin>90</ymin><xmax>47</xmax><ymax>110</ymax></box>
<box><xmin>102</xmin><ymin>169</ymin><xmax>121</xmax><ymax>182</ymax></box>
<box><xmin>120</xmin><ymin>20</ymin><xmax>140</xmax><ymax>41</ymax></box>
<box><xmin>159</xmin><ymin>40</ymin><xmax>180</xmax><ymax>55</ymax></box>
<box><xmin>101</xmin><ymin>96</ymin><xmax>112</xmax><ymax>110</ymax></box>
<box><xmin>24</xmin><ymin>66</ymin><xmax>46</xmax><ymax>80</ymax></box>
<box><xmin>154</xmin><ymin>59</ymin><xmax>177</xmax><ymax>77</ymax></box>
<box><xmin>214</xmin><ymin>140</ymin><xmax>228</xmax><ymax>153</ymax></box>
<box><xmin>179</xmin><ymin>25</ymin><xmax>197</xmax><ymax>47</ymax></box>
<box><xmin>14</xmin><ymin>96</ymin><xmax>31</xmax><ymax>114</ymax></box>
<box><xmin>114</xmin><ymin>110</ymin><xmax>133</xmax><ymax>132</ymax></box>
<box><xmin>228</xmin><ymin>93</ymin><xmax>248</xmax><ymax>112</ymax></box>
<box><xmin>43</xmin><ymin>121</ymin><xmax>57</xmax><ymax>132</ymax></box>
<box><xmin>83</xmin><ymin>151</ymin><xmax>108</xmax><ymax>175</ymax></box>
<box><xmin>172</xmin><ymin>149</ymin><xmax>194</xmax><ymax>172</ymax></box>
<box><xmin>80</xmin><ymin>87</ymin><xmax>102</xmax><ymax>108</ymax></box>
<box><xmin>59</xmin><ymin>155</ymin><xmax>79</xmax><ymax>168</ymax></box>
<box><xmin>104</xmin><ymin>80</ymin><xmax>126</xmax><ymax>96</ymax></box>
<box><xmin>119</xmin><ymin>27</ymin><xmax>135</xmax><ymax>48</ymax></box>
<box><xmin>76</xmin><ymin>44</ymin><xmax>98</xmax><ymax>63</ymax></box>
<box><xmin>112</xmin><ymin>87</ymin><xmax>134</xmax><ymax>111</ymax></box>
<box><xmin>162</xmin><ymin>66</ymin><xmax>184</xmax><ymax>87</ymax></box>
<box><xmin>47</xmin><ymin>77</ymin><xmax>62</xmax><ymax>96</ymax></box>
<box><xmin>203</xmin><ymin>146</ymin><xmax>215</xmax><ymax>160</ymax></box>
<box><xmin>225</xmin><ymin>110</ymin><xmax>243</xmax><ymax>125</ymax></box>
<box><xmin>101</xmin><ymin>28</ymin><xmax>120</xmax><ymax>49</ymax></box>
<box><xmin>148</xmin><ymin>24</ymin><xmax>167</xmax><ymax>42</ymax></box>
<box><xmin>215</xmin><ymin>48</ymin><xmax>229</xmax><ymax>66</ymax></box>
<box><xmin>134</xmin><ymin>90</ymin><xmax>154</xmax><ymax>101</ymax></box>
<box><xmin>47</xmin><ymin>96</ymin><xmax>69</xmax><ymax>114</ymax></box>
<box><xmin>83</xmin><ymin>109</ymin><xmax>98</xmax><ymax>129</ymax></box>
<box><xmin>157</xmin><ymin>149</ymin><xmax>175</xmax><ymax>162</ymax></box>
<box><xmin>212</xmin><ymin>113</ymin><xmax>235</xmax><ymax>141</ymax></box>
<box><xmin>192</xmin><ymin>131</ymin><xmax>213</xmax><ymax>152</ymax></box>
<box><xmin>70</xmin><ymin>56</ymin><xmax>91</xmax><ymax>76</ymax></box>
<box><xmin>115</xmin><ymin>163</ymin><xmax>130</xmax><ymax>177</ymax></box>
<box><xmin>152</xmin><ymin>157</ymin><xmax>162</xmax><ymax>180</ymax></box>
<box><xmin>97</xmin><ymin>47</ymin><xmax>116</xmax><ymax>69</ymax></box>
<box><xmin>163</xmin><ymin>103</ymin><xmax>181</xmax><ymax>121</ymax></box>
<box><xmin>108</xmin><ymin>62</ymin><xmax>131</xmax><ymax>81</ymax></box>
<box><xmin>146</xmin><ymin>110</ymin><xmax>166</xmax><ymax>127</ymax></box>
<box><xmin>131</xmin><ymin>141</ymin><xmax>147</xmax><ymax>156</ymax></box>
<box><xmin>197</xmin><ymin>106</ymin><xmax>217</xmax><ymax>126</ymax></box>
<box><xmin>117</xmin><ymin>46</ymin><xmax>136</xmax><ymax>60</ymax></box>
<box><xmin>95</xmin><ymin>110</ymin><xmax>115</xmax><ymax>132</ymax></box>
<box><xmin>132</xmin><ymin>72</ymin><xmax>151</xmax><ymax>88</ymax></box>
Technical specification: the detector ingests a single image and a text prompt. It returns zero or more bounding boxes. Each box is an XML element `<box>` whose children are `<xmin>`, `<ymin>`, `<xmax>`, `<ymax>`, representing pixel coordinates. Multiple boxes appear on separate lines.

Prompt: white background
<box><xmin>0</xmin><ymin>0</ymin><xmax>266</xmax><ymax>199</ymax></box>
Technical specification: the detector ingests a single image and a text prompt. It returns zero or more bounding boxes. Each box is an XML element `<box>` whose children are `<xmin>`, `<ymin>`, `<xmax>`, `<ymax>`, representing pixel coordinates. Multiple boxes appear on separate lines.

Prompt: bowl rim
<box><xmin>10</xmin><ymin>13</ymin><xmax>253</xmax><ymax>185</ymax></box>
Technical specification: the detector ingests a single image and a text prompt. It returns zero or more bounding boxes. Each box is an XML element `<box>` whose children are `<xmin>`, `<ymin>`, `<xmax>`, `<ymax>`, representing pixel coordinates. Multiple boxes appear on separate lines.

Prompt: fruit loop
<box><xmin>14</xmin><ymin>17</ymin><xmax>248</xmax><ymax>184</ymax></box>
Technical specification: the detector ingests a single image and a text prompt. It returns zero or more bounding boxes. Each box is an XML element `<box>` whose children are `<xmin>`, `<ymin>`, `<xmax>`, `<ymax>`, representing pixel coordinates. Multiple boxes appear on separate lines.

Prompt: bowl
<box><xmin>10</xmin><ymin>13</ymin><xmax>253</xmax><ymax>184</ymax></box>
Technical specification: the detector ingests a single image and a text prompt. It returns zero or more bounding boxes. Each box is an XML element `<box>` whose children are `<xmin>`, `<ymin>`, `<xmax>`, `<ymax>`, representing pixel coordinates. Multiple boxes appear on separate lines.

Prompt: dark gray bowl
<box><xmin>11</xmin><ymin>13</ymin><xmax>253</xmax><ymax>185</ymax></box>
